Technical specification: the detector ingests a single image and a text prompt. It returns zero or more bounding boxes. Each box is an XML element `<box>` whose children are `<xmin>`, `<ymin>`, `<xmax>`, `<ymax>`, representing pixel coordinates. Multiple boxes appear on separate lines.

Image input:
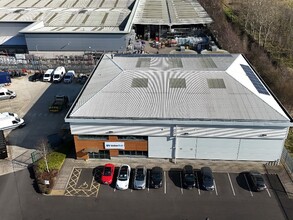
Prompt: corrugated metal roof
<box><xmin>70</xmin><ymin>54</ymin><xmax>290</xmax><ymax>121</ymax></box>
<box><xmin>0</xmin><ymin>0</ymin><xmax>134</xmax><ymax>33</ymax></box>
<box><xmin>133</xmin><ymin>0</ymin><xmax>213</xmax><ymax>25</ymax></box>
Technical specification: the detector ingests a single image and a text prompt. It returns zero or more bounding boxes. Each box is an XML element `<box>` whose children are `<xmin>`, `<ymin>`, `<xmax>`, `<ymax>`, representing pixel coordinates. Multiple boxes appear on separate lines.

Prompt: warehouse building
<box><xmin>65</xmin><ymin>53</ymin><xmax>292</xmax><ymax>161</ymax></box>
<box><xmin>0</xmin><ymin>0</ymin><xmax>212</xmax><ymax>54</ymax></box>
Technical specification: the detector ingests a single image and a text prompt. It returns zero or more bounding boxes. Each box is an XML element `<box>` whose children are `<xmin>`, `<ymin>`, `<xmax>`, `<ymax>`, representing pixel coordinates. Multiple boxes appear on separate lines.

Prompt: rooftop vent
<box><xmin>79</xmin><ymin>9</ymin><xmax>87</xmax><ymax>14</ymax></box>
<box><xmin>14</xmin><ymin>9</ymin><xmax>24</xmax><ymax>13</ymax></box>
<box><xmin>131</xmin><ymin>78</ymin><xmax>148</xmax><ymax>88</ymax></box>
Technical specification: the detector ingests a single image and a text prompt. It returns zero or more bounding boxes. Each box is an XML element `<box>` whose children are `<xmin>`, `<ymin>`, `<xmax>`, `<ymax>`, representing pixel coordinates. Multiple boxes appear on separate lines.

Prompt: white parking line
<box><xmin>195</xmin><ymin>172</ymin><xmax>200</xmax><ymax>195</ymax></box>
<box><xmin>227</xmin><ymin>173</ymin><xmax>235</xmax><ymax>196</ymax></box>
<box><xmin>164</xmin><ymin>171</ymin><xmax>167</xmax><ymax>194</ymax></box>
<box><xmin>214</xmin><ymin>179</ymin><xmax>218</xmax><ymax>196</ymax></box>
<box><xmin>266</xmin><ymin>188</ymin><xmax>271</xmax><ymax>197</ymax></box>
<box><xmin>179</xmin><ymin>171</ymin><xmax>183</xmax><ymax>194</ymax></box>
<box><xmin>244</xmin><ymin>174</ymin><xmax>253</xmax><ymax>197</ymax></box>
<box><xmin>147</xmin><ymin>170</ymin><xmax>150</xmax><ymax>192</ymax></box>
<box><xmin>113</xmin><ymin>188</ymin><xmax>116</xmax><ymax>192</ymax></box>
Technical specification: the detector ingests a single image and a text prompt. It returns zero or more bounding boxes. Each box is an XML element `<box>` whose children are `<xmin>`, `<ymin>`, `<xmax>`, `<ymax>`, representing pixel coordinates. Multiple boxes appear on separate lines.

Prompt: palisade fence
<box><xmin>281</xmin><ymin>147</ymin><xmax>293</xmax><ymax>174</ymax></box>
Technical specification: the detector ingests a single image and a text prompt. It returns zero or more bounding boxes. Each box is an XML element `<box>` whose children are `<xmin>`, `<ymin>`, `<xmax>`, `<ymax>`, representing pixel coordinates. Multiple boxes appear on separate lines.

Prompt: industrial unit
<box><xmin>65</xmin><ymin>53</ymin><xmax>292</xmax><ymax>162</ymax></box>
<box><xmin>0</xmin><ymin>0</ymin><xmax>212</xmax><ymax>54</ymax></box>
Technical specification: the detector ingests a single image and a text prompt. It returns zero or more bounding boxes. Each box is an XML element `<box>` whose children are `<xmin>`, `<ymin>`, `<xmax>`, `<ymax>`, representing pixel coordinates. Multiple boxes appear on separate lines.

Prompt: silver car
<box><xmin>133</xmin><ymin>166</ymin><xmax>147</xmax><ymax>190</ymax></box>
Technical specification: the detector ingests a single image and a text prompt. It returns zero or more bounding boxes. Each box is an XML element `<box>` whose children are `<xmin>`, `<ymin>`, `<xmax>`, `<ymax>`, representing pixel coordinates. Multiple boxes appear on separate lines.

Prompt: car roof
<box><xmin>104</xmin><ymin>163</ymin><xmax>115</xmax><ymax>168</ymax></box>
<box><xmin>183</xmin><ymin>165</ymin><xmax>193</xmax><ymax>171</ymax></box>
<box><xmin>201</xmin><ymin>166</ymin><xmax>213</xmax><ymax>174</ymax></box>
<box><xmin>151</xmin><ymin>166</ymin><xmax>163</xmax><ymax>172</ymax></box>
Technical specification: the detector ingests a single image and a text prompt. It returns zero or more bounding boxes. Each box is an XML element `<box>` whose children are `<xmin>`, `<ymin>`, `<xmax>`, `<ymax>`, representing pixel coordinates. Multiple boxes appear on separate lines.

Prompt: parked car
<box><xmin>182</xmin><ymin>165</ymin><xmax>196</xmax><ymax>189</ymax></box>
<box><xmin>43</xmin><ymin>69</ymin><xmax>54</xmax><ymax>82</ymax></box>
<box><xmin>0</xmin><ymin>87</ymin><xmax>16</xmax><ymax>100</ymax></box>
<box><xmin>101</xmin><ymin>163</ymin><xmax>115</xmax><ymax>185</ymax></box>
<box><xmin>247</xmin><ymin>171</ymin><xmax>267</xmax><ymax>192</ymax></box>
<box><xmin>116</xmin><ymin>164</ymin><xmax>131</xmax><ymax>190</ymax></box>
<box><xmin>28</xmin><ymin>71</ymin><xmax>43</xmax><ymax>82</ymax></box>
<box><xmin>63</xmin><ymin>70</ymin><xmax>76</xmax><ymax>83</ymax></box>
<box><xmin>133</xmin><ymin>166</ymin><xmax>147</xmax><ymax>190</ymax></box>
<box><xmin>0</xmin><ymin>112</ymin><xmax>25</xmax><ymax>130</ymax></box>
<box><xmin>150</xmin><ymin>166</ymin><xmax>163</xmax><ymax>189</ymax></box>
<box><xmin>201</xmin><ymin>166</ymin><xmax>215</xmax><ymax>191</ymax></box>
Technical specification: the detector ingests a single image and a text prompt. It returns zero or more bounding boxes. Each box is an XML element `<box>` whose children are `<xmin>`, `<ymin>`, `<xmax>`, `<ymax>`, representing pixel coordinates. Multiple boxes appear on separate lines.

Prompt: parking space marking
<box><xmin>113</xmin><ymin>188</ymin><xmax>116</xmax><ymax>192</ymax></box>
<box><xmin>266</xmin><ymin>188</ymin><xmax>271</xmax><ymax>197</ymax></box>
<box><xmin>244</xmin><ymin>174</ymin><xmax>253</xmax><ymax>197</ymax></box>
<box><xmin>179</xmin><ymin>171</ymin><xmax>183</xmax><ymax>195</ymax></box>
<box><xmin>147</xmin><ymin>170</ymin><xmax>150</xmax><ymax>192</ymax></box>
<box><xmin>227</xmin><ymin>173</ymin><xmax>236</xmax><ymax>196</ymax></box>
<box><xmin>195</xmin><ymin>172</ymin><xmax>200</xmax><ymax>195</ymax></box>
<box><xmin>164</xmin><ymin>171</ymin><xmax>167</xmax><ymax>194</ymax></box>
<box><xmin>214</xmin><ymin>179</ymin><xmax>218</xmax><ymax>196</ymax></box>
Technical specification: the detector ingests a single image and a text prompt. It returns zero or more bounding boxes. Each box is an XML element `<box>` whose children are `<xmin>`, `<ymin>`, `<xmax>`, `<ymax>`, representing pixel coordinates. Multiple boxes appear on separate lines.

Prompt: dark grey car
<box><xmin>133</xmin><ymin>166</ymin><xmax>147</xmax><ymax>190</ymax></box>
<box><xmin>150</xmin><ymin>167</ymin><xmax>163</xmax><ymax>189</ymax></box>
<box><xmin>201</xmin><ymin>166</ymin><xmax>215</xmax><ymax>191</ymax></box>
<box><xmin>248</xmin><ymin>171</ymin><xmax>267</xmax><ymax>191</ymax></box>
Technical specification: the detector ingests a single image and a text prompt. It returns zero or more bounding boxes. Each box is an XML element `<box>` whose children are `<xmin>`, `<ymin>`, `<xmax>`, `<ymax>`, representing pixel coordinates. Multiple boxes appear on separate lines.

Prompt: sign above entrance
<box><xmin>104</xmin><ymin>142</ymin><xmax>125</xmax><ymax>150</ymax></box>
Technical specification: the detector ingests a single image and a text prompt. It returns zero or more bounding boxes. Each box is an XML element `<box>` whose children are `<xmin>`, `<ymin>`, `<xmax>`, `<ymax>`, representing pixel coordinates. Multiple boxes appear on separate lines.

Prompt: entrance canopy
<box><xmin>132</xmin><ymin>0</ymin><xmax>213</xmax><ymax>26</ymax></box>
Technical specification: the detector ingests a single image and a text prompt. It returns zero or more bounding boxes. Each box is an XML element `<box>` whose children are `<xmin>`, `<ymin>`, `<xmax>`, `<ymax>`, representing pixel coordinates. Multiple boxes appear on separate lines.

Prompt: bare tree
<box><xmin>36</xmin><ymin>139</ymin><xmax>51</xmax><ymax>173</ymax></box>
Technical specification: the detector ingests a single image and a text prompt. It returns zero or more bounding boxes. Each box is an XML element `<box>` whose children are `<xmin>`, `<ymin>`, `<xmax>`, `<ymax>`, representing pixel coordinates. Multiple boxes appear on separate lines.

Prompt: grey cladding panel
<box><xmin>169</xmin><ymin>58</ymin><xmax>183</xmax><ymax>68</ymax></box>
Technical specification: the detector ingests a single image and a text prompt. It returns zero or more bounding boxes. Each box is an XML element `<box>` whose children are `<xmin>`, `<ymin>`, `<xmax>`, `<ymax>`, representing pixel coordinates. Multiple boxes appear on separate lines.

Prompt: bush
<box><xmin>34</xmin><ymin>152</ymin><xmax>66</xmax><ymax>194</ymax></box>
<box><xmin>35</xmin><ymin>152</ymin><xmax>66</xmax><ymax>173</ymax></box>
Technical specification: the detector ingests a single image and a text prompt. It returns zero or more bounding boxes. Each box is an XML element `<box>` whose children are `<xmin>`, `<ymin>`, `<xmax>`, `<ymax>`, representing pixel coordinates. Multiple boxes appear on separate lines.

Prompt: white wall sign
<box><xmin>104</xmin><ymin>142</ymin><xmax>125</xmax><ymax>149</ymax></box>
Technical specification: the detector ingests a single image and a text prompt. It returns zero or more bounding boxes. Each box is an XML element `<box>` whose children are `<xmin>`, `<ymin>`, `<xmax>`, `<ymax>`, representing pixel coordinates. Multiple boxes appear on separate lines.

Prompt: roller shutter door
<box><xmin>148</xmin><ymin>137</ymin><xmax>172</xmax><ymax>158</ymax></box>
<box><xmin>237</xmin><ymin>139</ymin><xmax>283</xmax><ymax>161</ymax></box>
<box><xmin>176</xmin><ymin>138</ymin><xmax>196</xmax><ymax>159</ymax></box>
<box><xmin>196</xmin><ymin>138</ymin><xmax>239</xmax><ymax>160</ymax></box>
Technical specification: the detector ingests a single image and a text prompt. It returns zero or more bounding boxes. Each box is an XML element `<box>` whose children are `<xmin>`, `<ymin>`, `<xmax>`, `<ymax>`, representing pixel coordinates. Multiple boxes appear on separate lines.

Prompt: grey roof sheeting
<box><xmin>0</xmin><ymin>0</ymin><xmax>135</xmax><ymax>33</ymax></box>
<box><xmin>133</xmin><ymin>0</ymin><xmax>213</xmax><ymax>25</ymax></box>
<box><xmin>69</xmin><ymin>54</ymin><xmax>290</xmax><ymax>122</ymax></box>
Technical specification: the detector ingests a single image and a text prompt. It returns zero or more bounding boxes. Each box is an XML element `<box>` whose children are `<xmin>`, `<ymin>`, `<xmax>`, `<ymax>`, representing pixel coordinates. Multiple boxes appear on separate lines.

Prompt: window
<box><xmin>78</xmin><ymin>135</ymin><xmax>108</xmax><ymax>140</ymax></box>
<box><xmin>117</xmin><ymin>136</ymin><xmax>147</xmax><ymax>141</ymax></box>
<box><xmin>88</xmin><ymin>150</ymin><xmax>110</xmax><ymax>159</ymax></box>
<box><xmin>0</xmin><ymin>92</ymin><xmax>4</xmax><ymax>95</ymax></box>
<box><xmin>118</xmin><ymin>150</ymin><xmax>148</xmax><ymax>157</ymax></box>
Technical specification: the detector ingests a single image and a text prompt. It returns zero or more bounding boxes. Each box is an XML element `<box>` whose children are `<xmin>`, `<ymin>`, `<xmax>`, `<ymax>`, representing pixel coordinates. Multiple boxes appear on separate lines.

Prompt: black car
<box><xmin>150</xmin><ymin>167</ymin><xmax>163</xmax><ymax>188</ymax></box>
<box><xmin>248</xmin><ymin>171</ymin><xmax>267</xmax><ymax>191</ymax></box>
<box><xmin>201</xmin><ymin>166</ymin><xmax>215</xmax><ymax>191</ymax></box>
<box><xmin>29</xmin><ymin>72</ymin><xmax>43</xmax><ymax>82</ymax></box>
<box><xmin>182</xmin><ymin>165</ymin><xmax>196</xmax><ymax>189</ymax></box>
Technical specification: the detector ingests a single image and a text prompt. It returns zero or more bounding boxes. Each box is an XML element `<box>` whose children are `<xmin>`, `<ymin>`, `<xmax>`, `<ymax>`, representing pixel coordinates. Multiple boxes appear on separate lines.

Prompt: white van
<box><xmin>0</xmin><ymin>87</ymin><xmax>16</xmax><ymax>100</ymax></box>
<box><xmin>43</xmin><ymin>69</ymin><xmax>54</xmax><ymax>82</ymax></box>
<box><xmin>52</xmin><ymin>66</ymin><xmax>66</xmax><ymax>83</ymax></box>
<box><xmin>0</xmin><ymin>112</ymin><xmax>25</xmax><ymax>130</ymax></box>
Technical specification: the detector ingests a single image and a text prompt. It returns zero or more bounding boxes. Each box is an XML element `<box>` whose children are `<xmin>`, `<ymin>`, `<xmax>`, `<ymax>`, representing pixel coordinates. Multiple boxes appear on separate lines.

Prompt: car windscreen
<box><xmin>44</xmin><ymin>74</ymin><xmax>50</xmax><ymax>77</ymax></box>
<box><xmin>53</xmin><ymin>75</ymin><xmax>59</xmax><ymax>78</ymax></box>
<box><xmin>184</xmin><ymin>173</ymin><xmax>195</xmax><ymax>182</ymax></box>
<box><xmin>103</xmin><ymin>167</ymin><xmax>112</xmax><ymax>176</ymax></box>
<box><xmin>118</xmin><ymin>172</ymin><xmax>128</xmax><ymax>181</ymax></box>
<box><xmin>64</xmin><ymin>75</ymin><xmax>71</xmax><ymax>79</ymax></box>
<box><xmin>135</xmin><ymin>173</ymin><xmax>145</xmax><ymax>181</ymax></box>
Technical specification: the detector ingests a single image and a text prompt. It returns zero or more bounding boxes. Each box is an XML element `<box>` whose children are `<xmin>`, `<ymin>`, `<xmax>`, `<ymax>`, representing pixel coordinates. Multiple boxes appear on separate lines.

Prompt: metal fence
<box><xmin>281</xmin><ymin>147</ymin><xmax>293</xmax><ymax>174</ymax></box>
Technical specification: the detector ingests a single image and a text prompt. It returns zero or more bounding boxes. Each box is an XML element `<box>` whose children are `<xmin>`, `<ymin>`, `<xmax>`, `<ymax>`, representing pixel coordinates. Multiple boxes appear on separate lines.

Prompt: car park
<box><xmin>247</xmin><ymin>171</ymin><xmax>267</xmax><ymax>192</ymax></box>
<box><xmin>43</xmin><ymin>69</ymin><xmax>54</xmax><ymax>82</ymax></box>
<box><xmin>63</xmin><ymin>70</ymin><xmax>76</xmax><ymax>83</ymax></box>
<box><xmin>116</xmin><ymin>164</ymin><xmax>131</xmax><ymax>190</ymax></box>
<box><xmin>150</xmin><ymin>166</ymin><xmax>163</xmax><ymax>189</ymax></box>
<box><xmin>133</xmin><ymin>166</ymin><xmax>147</xmax><ymax>190</ymax></box>
<box><xmin>201</xmin><ymin>166</ymin><xmax>215</xmax><ymax>191</ymax></box>
<box><xmin>182</xmin><ymin>165</ymin><xmax>196</xmax><ymax>189</ymax></box>
<box><xmin>101</xmin><ymin>163</ymin><xmax>115</xmax><ymax>185</ymax></box>
<box><xmin>0</xmin><ymin>87</ymin><xmax>16</xmax><ymax>100</ymax></box>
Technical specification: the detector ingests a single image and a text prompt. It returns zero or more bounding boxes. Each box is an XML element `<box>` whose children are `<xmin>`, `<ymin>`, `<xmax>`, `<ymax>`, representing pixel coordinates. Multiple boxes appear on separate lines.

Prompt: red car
<box><xmin>101</xmin><ymin>163</ymin><xmax>115</xmax><ymax>184</ymax></box>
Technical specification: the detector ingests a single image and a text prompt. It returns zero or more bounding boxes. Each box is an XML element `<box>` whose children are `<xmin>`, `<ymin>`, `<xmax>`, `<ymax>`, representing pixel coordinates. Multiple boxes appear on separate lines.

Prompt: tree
<box><xmin>36</xmin><ymin>138</ymin><xmax>51</xmax><ymax>173</ymax></box>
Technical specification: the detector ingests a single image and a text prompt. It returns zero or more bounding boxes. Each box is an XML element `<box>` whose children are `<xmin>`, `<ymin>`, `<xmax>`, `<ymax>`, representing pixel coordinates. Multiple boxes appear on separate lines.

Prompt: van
<box><xmin>0</xmin><ymin>112</ymin><xmax>25</xmax><ymax>130</ymax></box>
<box><xmin>52</xmin><ymin>66</ymin><xmax>66</xmax><ymax>83</ymax></box>
<box><xmin>63</xmin><ymin>70</ymin><xmax>76</xmax><ymax>83</ymax></box>
<box><xmin>0</xmin><ymin>87</ymin><xmax>16</xmax><ymax>100</ymax></box>
<box><xmin>43</xmin><ymin>69</ymin><xmax>54</xmax><ymax>82</ymax></box>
